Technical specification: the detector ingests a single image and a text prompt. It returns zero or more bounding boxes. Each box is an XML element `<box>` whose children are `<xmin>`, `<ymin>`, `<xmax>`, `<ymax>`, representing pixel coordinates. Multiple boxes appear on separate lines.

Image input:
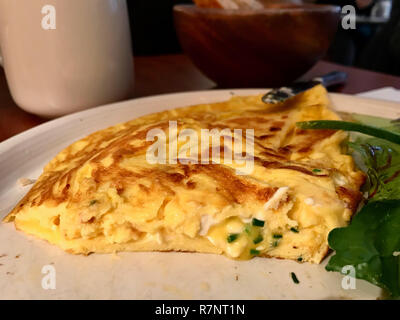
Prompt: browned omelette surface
<box><xmin>4</xmin><ymin>86</ymin><xmax>364</xmax><ymax>263</ymax></box>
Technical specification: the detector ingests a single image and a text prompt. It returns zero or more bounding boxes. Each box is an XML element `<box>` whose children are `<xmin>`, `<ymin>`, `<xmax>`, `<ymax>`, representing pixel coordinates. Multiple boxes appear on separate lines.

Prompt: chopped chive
<box><xmin>253</xmin><ymin>235</ymin><xmax>263</xmax><ymax>244</ymax></box>
<box><xmin>291</xmin><ymin>272</ymin><xmax>300</xmax><ymax>284</ymax></box>
<box><xmin>227</xmin><ymin>234</ymin><xmax>239</xmax><ymax>243</ymax></box>
<box><xmin>272</xmin><ymin>240</ymin><xmax>279</xmax><ymax>247</ymax></box>
<box><xmin>252</xmin><ymin>218</ymin><xmax>265</xmax><ymax>227</ymax></box>
<box><xmin>273</xmin><ymin>234</ymin><xmax>282</xmax><ymax>239</ymax></box>
<box><xmin>89</xmin><ymin>200</ymin><xmax>98</xmax><ymax>206</ymax></box>
<box><xmin>250</xmin><ymin>249</ymin><xmax>260</xmax><ymax>255</ymax></box>
<box><xmin>312</xmin><ymin>168</ymin><xmax>322</xmax><ymax>173</ymax></box>
<box><xmin>290</xmin><ymin>227</ymin><xmax>299</xmax><ymax>233</ymax></box>
<box><xmin>297</xmin><ymin>256</ymin><xmax>303</xmax><ymax>262</ymax></box>
<box><xmin>244</xmin><ymin>224</ymin><xmax>252</xmax><ymax>235</ymax></box>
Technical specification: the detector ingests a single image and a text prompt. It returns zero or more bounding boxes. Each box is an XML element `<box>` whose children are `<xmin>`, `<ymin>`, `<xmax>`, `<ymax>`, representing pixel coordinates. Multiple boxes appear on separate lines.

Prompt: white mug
<box><xmin>0</xmin><ymin>0</ymin><xmax>133</xmax><ymax>118</ymax></box>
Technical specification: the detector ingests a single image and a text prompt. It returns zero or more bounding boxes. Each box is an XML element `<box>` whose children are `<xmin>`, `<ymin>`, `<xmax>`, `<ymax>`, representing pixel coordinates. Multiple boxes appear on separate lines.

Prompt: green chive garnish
<box><xmin>312</xmin><ymin>168</ymin><xmax>322</xmax><ymax>173</ymax></box>
<box><xmin>227</xmin><ymin>234</ymin><xmax>239</xmax><ymax>243</ymax></box>
<box><xmin>291</xmin><ymin>272</ymin><xmax>300</xmax><ymax>284</ymax></box>
<box><xmin>290</xmin><ymin>227</ymin><xmax>299</xmax><ymax>233</ymax></box>
<box><xmin>244</xmin><ymin>224</ymin><xmax>252</xmax><ymax>235</ymax></box>
<box><xmin>272</xmin><ymin>240</ymin><xmax>279</xmax><ymax>247</ymax></box>
<box><xmin>89</xmin><ymin>200</ymin><xmax>97</xmax><ymax>206</ymax></box>
<box><xmin>253</xmin><ymin>235</ymin><xmax>263</xmax><ymax>244</ymax></box>
<box><xmin>297</xmin><ymin>120</ymin><xmax>400</xmax><ymax>145</ymax></box>
<box><xmin>297</xmin><ymin>257</ymin><xmax>303</xmax><ymax>262</ymax></box>
<box><xmin>252</xmin><ymin>218</ymin><xmax>265</xmax><ymax>227</ymax></box>
<box><xmin>273</xmin><ymin>234</ymin><xmax>282</xmax><ymax>239</ymax></box>
<box><xmin>250</xmin><ymin>249</ymin><xmax>260</xmax><ymax>255</ymax></box>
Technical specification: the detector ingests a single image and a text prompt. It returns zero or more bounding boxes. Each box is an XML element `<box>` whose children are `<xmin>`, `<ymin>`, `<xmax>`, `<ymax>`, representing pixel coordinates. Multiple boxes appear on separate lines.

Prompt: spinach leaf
<box><xmin>326</xmin><ymin>200</ymin><xmax>400</xmax><ymax>298</ymax></box>
<box><xmin>349</xmin><ymin>137</ymin><xmax>400</xmax><ymax>202</ymax></box>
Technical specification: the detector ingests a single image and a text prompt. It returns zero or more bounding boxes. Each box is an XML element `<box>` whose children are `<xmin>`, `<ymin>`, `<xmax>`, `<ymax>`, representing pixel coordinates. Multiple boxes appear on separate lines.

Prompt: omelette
<box><xmin>4</xmin><ymin>85</ymin><xmax>364</xmax><ymax>263</ymax></box>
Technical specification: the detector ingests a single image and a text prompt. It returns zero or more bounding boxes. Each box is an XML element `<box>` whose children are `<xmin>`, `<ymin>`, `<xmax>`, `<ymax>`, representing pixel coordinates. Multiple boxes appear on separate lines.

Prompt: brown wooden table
<box><xmin>1</xmin><ymin>54</ymin><xmax>400</xmax><ymax>143</ymax></box>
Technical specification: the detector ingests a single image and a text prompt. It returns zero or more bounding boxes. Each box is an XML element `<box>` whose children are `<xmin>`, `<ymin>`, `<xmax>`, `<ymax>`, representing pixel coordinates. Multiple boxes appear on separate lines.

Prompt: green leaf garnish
<box><xmin>314</xmin><ymin>114</ymin><xmax>400</xmax><ymax>298</ymax></box>
<box><xmin>326</xmin><ymin>200</ymin><xmax>400</xmax><ymax>298</ymax></box>
<box><xmin>312</xmin><ymin>168</ymin><xmax>322</xmax><ymax>173</ymax></box>
<box><xmin>290</xmin><ymin>227</ymin><xmax>299</xmax><ymax>233</ymax></box>
<box><xmin>349</xmin><ymin>139</ymin><xmax>400</xmax><ymax>202</ymax></box>
<box><xmin>252</xmin><ymin>218</ymin><xmax>265</xmax><ymax>227</ymax></box>
<box><xmin>227</xmin><ymin>234</ymin><xmax>239</xmax><ymax>243</ymax></box>
<box><xmin>296</xmin><ymin>120</ymin><xmax>400</xmax><ymax>145</ymax></box>
<box><xmin>350</xmin><ymin>114</ymin><xmax>400</xmax><ymax>133</ymax></box>
<box><xmin>273</xmin><ymin>234</ymin><xmax>282</xmax><ymax>239</ymax></box>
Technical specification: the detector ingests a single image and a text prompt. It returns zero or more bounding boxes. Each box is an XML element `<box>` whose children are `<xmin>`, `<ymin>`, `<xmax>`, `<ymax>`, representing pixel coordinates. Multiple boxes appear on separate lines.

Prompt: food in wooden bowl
<box><xmin>194</xmin><ymin>0</ymin><xmax>302</xmax><ymax>10</ymax></box>
<box><xmin>174</xmin><ymin>3</ymin><xmax>340</xmax><ymax>88</ymax></box>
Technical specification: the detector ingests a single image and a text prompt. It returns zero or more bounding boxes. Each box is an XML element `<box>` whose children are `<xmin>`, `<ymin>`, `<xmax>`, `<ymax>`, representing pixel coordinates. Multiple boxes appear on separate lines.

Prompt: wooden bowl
<box><xmin>174</xmin><ymin>4</ymin><xmax>340</xmax><ymax>88</ymax></box>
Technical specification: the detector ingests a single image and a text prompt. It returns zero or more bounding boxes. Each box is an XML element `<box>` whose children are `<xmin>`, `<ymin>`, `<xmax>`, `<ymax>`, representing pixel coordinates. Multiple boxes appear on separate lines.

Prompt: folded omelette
<box><xmin>4</xmin><ymin>86</ymin><xmax>364</xmax><ymax>263</ymax></box>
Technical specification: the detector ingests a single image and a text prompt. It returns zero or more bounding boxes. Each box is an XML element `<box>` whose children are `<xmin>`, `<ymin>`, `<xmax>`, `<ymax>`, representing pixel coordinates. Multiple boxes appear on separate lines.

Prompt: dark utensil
<box><xmin>262</xmin><ymin>71</ymin><xmax>348</xmax><ymax>104</ymax></box>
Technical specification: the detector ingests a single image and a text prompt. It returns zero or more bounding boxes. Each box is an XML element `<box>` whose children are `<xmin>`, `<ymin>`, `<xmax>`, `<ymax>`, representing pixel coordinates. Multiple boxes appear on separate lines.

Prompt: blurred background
<box><xmin>128</xmin><ymin>0</ymin><xmax>399</xmax><ymax>76</ymax></box>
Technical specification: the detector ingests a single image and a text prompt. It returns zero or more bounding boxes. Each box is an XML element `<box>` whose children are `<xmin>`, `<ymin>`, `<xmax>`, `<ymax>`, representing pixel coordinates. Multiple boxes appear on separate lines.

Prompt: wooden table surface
<box><xmin>1</xmin><ymin>54</ymin><xmax>400</xmax><ymax>143</ymax></box>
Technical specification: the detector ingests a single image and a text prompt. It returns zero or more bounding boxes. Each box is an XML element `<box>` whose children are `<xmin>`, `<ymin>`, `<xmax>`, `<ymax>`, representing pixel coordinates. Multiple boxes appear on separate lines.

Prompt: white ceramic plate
<box><xmin>1</xmin><ymin>90</ymin><xmax>400</xmax><ymax>300</ymax></box>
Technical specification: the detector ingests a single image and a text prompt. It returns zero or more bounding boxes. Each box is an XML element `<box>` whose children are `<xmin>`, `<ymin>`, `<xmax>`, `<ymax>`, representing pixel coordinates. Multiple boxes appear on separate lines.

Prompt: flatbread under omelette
<box><xmin>4</xmin><ymin>86</ymin><xmax>364</xmax><ymax>263</ymax></box>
